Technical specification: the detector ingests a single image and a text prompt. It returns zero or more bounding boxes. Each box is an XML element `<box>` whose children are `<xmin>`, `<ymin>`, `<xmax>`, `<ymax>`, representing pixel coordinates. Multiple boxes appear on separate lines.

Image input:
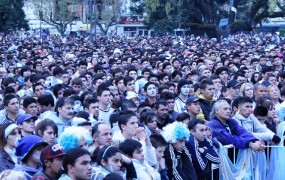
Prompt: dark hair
<box><xmin>3</xmin><ymin>77</ymin><xmax>16</xmax><ymax>88</ymax></box>
<box><xmin>71</xmin><ymin>78</ymin><xmax>82</xmax><ymax>86</ymax></box>
<box><xmin>97</xmin><ymin>84</ymin><xmax>110</xmax><ymax>97</ymax></box>
<box><xmin>123</xmin><ymin>76</ymin><xmax>134</xmax><ymax>86</ymax></box>
<box><xmin>92</xmin><ymin>145</ymin><xmax>120</xmax><ymax>165</ymax></box>
<box><xmin>237</xmin><ymin>96</ymin><xmax>253</xmax><ymax>106</ymax></box>
<box><xmin>91</xmin><ymin>122</ymin><xmax>104</xmax><ymax>137</ymax></box>
<box><xmin>118</xmin><ymin>110</ymin><xmax>137</xmax><ymax>131</ymax></box>
<box><xmin>119</xmin><ymin>139</ymin><xmax>142</xmax><ymax>157</ymax></box>
<box><xmin>150</xmin><ymin>134</ymin><xmax>167</xmax><ymax>149</ymax></box>
<box><xmin>157</xmin><ymin>73</ymin><xmax>168</xmax><ymax>82</ymax></box>
<box><xmin>32</xmin><ymin>83</ymin><xmax>44</xmax><ymax>93</ymax></box>
<box><xmin>52</xmin><ymin>84</ymin><xmax>65</xmax><ymax>98</ymax></box>
<box><xmin>3</xmin><ymin>94</ymin><xmax>18</xmax><ymax>106</ymax></box>
<box><xmin>120</xmin><ymin>99</ymin><xmax>137</xmax><ymax>111</ymax></box>
<box><xmin>63</xmin><ymin>147</ymin><xmax>90</xmax><ymax>173</ymax></box>
<box><xmin>200</xmin><ymin>79</ymin><xmax>214</xmax><ymax>90</ymax></box>
<box><xmin>103</xmin><ymin>173</ymin><xmax>124</xmax><ymax>180</ymax></box>
<box><xmin>20</xmin><ymin>65</ymin><xmax>31</xmax><ymax>77</ymax></box>
<box><xmin>160</xmin><ymin>92</ymin><xmax>175</xmax><ymax>100</ymax></box>
<box><xmin>176</xmin><ymin>112</ymin><xmax>190</xmax><ymax>122</ymax></box>
<box><xmin>55</xmin><ymin>97</ymin><xmax>74</xmax><ymax>113</ymax></box>
<box><xmin>0</xmin><ymin>122</ymin><xmax>18</xmax><ymax>149</ymax></box>
<box><xmin>144</xmin><ymin>82</ymin><xmax>157</xmax><ymax>92</ymax></box>
<box><xmin>36</xmin><ymin>119</ymin><xmax>58</xmax><ymax>138</ymax></box>
<box><xmin>140</xmin><ymin>111</ymin><xmax>156</xmax><ymax>124</ymax></box>
<box><xmin>37</xmin><ymin>94</ymin><xmax>55</xmax><ymax>107</ymax></box>
<box><xmin>188</xmin><ymin>118</ymin><xmax>205</xmax><ymax>130</ymax></box>
<box><xmin>84</xmin><ymin>97</ymin><xmax>98</xmax><ymax>109</ymax></box>
<box><xmin>153</xmin><ymin>100</ymin><xmax>168</xmax><ymax>110</ymax></box>
<box><xmin>23</xmin><ymin>96</ymin><xmax>37</xmax><ymax>108</ymax></box>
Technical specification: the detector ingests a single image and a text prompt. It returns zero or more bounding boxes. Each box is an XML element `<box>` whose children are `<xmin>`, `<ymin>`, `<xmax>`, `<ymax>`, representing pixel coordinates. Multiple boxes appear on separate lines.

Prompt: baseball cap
<box><xmin>16</xmin><ymin>114</ymin><xmax>37</xmax><ymax>125</ymax></box>
<box><xmin>15</xmin><ymin>135</ymin><xmax>48</xmax><ymax>161</ymax></box>
<box><xmin>227</xmin><ymin>80</ymin><xmax>240</xmax><ymax>89</ymax></box>
<box><xmin>40</xmin><ymin>144</ymin><xmax>66</xmax><ymax>163</ymax></box>
<box><xmin>186</xmin><ymin>96</ymin><xmax>200</xmax><ymax>104</ymax></box>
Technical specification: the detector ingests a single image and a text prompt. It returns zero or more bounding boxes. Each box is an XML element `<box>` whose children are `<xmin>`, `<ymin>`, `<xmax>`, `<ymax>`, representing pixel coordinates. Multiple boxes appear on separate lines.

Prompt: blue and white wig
<box><xmin>161</xmin><ymin>122</ymin><xmax>190</xmax><ymax>143</ymax></box>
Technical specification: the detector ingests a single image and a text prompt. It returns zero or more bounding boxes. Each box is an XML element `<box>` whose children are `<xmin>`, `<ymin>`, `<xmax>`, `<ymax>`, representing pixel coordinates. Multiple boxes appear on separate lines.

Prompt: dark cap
<box><xmin>227</xmin><ymin>80</ymin><xmax>240</xmax><ymax>89</ymax></box>
<box><xmin>40</xmin><ymin>144</ymin><xmax>66</xmax><ymax>163</ymax></box>
<box><xmin>186</xmin><ymin>96</ymin><xmax>200</xmax><ymax>104</ymax></box>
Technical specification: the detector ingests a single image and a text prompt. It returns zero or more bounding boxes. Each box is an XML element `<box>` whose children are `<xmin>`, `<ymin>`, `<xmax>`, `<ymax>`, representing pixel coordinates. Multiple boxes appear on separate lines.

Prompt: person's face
<box><xmin>260</xmin><ymin>58</ymin><xmax>266</xmax><ymax>65</ymax></box>
<box><xmin>229</xmin><ymin>86</ymin><xmax>240</xmax><ymax>98</ymax></box>
<box><xmin>129</xmin><ymin>71</ymin><xmax>137</xmax><ymax>81</ymax></box>
<box><xmin>79</xmin><ymin>138</ymin><xmax>88</xmax><ymax>150</ymax></box>
<box><xmin>80</xmin><ymin>78</ymin><xmax>87</xmax><ymax>89</ymax></box>
<box><xmin>102</xmin><ymin>152</ymin><xmax>122</xmax><ymax>173</ymax></box>
<box><xmin>146</xmin><ymin>84</ymin><xmax>157</xmax><ymax>97</ymax></box>
<box><xmin>36</xmin><ymin>63</ymin><xmax>43</xmax><ymax>71</ymax></box>
<box><xmin>268</xmin><ymin>87</ymin><xmax>280</xmax><ymax>99</ymax></box>
<box><xmin>146</xmin><ymin>117</ymin><xmax>157</xmax><ymax>132</ymax></box>
<box><xmin>172</xmin><ymin>138</ymin><xmax>186</xmax><ymax>152</ymax></box>
<box><xmin>25</xmin><ymin>103</ymin><xmax>38</xmax><ymax>116</ymax></box>
<box><xmin>117</xmin><ymin>80</ymin><xmax>125</xmax><ymax>91</ymax></box>
<box><xmin>186</xmin><ymin>101</ymin><xmax>201</xmax><ymax>115</ymax></box>
<box><xmin>166</xmin><ymin>99</ymin><xmax>175</xmax><ymax>111</ymax></box>
<box><xmin>238</xmin><ymin>102</ymin><xmax>253</xmax><ymax>118</ymax></box>
<box><xmin>155</xmin><ymin>146</ymin><xmax>166</xmax><ymax>161</ymax></box>
<box><xmin>191</xmin><ymin>124</ymin><xmax>207</xmax><ymax>142</ymax></box>
<box><xmin>70</xmin><ymin>154</ymin><xmax>92</xmax><ymax>180</ymax></box>
<box><xmin>201</xmin><ymin>85</ymin><xmax>215</xmax><ymax>100</ymax></box>
<box><xmin>35</xmin><ymin>85</ymin><xmax>44</xmax><ymax>97</ymax></box>
<box><xmin>201</xmin><ymin>69</ymin><xmax>211</xmax><ymax>78</ymax></box>
<box><xmin>42</xmin><ymin>126</ymin><xmax>56</xmax><ymax>145</ymax></box>
<box><xmin>274</xmin><ymin>57</ymin><xmax>282</xmax><ymax>66</ymax></box>
<box><xmin>216</xmin><ymin>101</ymin><xmax>231</xmax><ymax>121</ymax></box>
<box><xmin>267</xmin><ymin>106</ymin><xmax>276</xmax><ymax>119</ymax></box>
<box><xmin>8</xmin><ymin>65</ymin><xmax>15</xmax><ymax>73</ymax></box>
<box><xmin>219</xmin><ymin>71</ymin><xmax>228</xmax><ymax>81</ymax></box>
<box><xmin>206</xmin><ymin>60</ymin><xmax>214</xmax><ymax>69</ymax></box>
<box><xmin>156</xmin><ymin>104</ymin><xmax>169</xmax><ymax>119</ymax></box>
<box><xmin>164</xmin><ymin>65</ymin><xmax>172</xmax><ymax>74</ymax></box>
<box><xmin>212</xmin><ymin>78</ymin><xmax>222</xmax><ymax>91</ymax></box>
<box><xmin>86</xmin><ymin>102</ymin><xmax>99</xmax><ymax>117</ymax></box>
<box><xmin>254</xmin><ymin>86</ymin><xmax>267</xmax><ymax>99</ymax></box>
<box><xmin>5</xmin><ymin>98</ymin><xmax>20</xmax><ymax>114</ymax></box>
<box><xmin>161</xmin><ymin>76</ymin><xmax>169</xmax><ymax>84</ymax></box>
<box><xmin>58</xmin><ymin>103</ymin><xmax>74</xmax><ymax>120</ymax></box>
<box><xmin>126</xmin><ymin>80</ymin><xmax>135</xmax><ymax>92</ymax></box>
<box><xmin>60</xmin><ymin>74</ymin><xmax>69</xmax><ymax>84</ymax></box>
<box><xmin>95</xmin><ymin>124</ymin><xmax>113</xmax><ymax>146</ymax></box>
<box><xmin>122</xmin><ymin>116</ymin><xmax>138</xmax><ymax>136</ymax></box>
<box><xmin>237</xmin><ymin>76</ymin><xmax>246</xmax><ymax>85</ymax></box>
<box><xmin>31</xmin><ymin>146</ymin><xmax>44</xmax><ymax>164</ymax></box>
<box><xmin>23</xmin><ymin>70</ymin><xmax>31</xmax><ymax>77</ymax></box>
<box><xmin>244</xmin><ymin>86</ymin><xmax>253</xmax><ymax>98</ymax></box>
<box><xmin>111</xmin><ymin>90</ymin><xmax>120</xmax><ymax>103</ymax></box>
<box><xmin>149</xmin><ymin>77</ymin><xmax>159</xmax><ymax>84</ymax></box>
<box><xmin>6</xmin><ymin>128</ymin><xmax>20</xmax><ymax>149</ymax></box>
<box><xmin>48</xmin><ymin>156</ymin><xmax>64</xmax><ymax>177</ymax></box>
<box><xmin>143</xmin><ymin>72</ymin><xmax>150</xmax><ymax>79</ymax></box>
<box><xmin>98</xmin><ymin>91</ymin><xmax>111</xmax><ymax>105</ymax></box>
<box><xmin>269</xmin><ymin>77</ymin><xmax>277</xmax><ymax>86</ymax></box>
<box><xmin>72</xmin><ymin>84</ymin><xmax>82</xmax><ymax>94</ymax></box>
<box><xmin>79</xmin><ymin>65</ymin><xmax>87</xmax><ymax>75</ymax></box>
<box><xmin>20</xmin><ymin>118</ymin><xmax>35</xmax><ymax>134</ymax></box>
<box><xmin>180</xmin><ymin>84</ymin><xmax>190</xmax><ymax>96</ymax></box>
<box><xmin>132</xmin><ymin>147</ymin><xmax>144</xmax><ymax>163</ymax></box>
<box><xmin>254</xmin><ymin>73</ymin><xmax>260</xmax><ymax>82</ymax></box>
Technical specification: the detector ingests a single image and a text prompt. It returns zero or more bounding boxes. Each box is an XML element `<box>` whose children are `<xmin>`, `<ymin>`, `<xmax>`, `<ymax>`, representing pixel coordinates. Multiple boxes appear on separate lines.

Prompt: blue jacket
<box><xmin>208</xmin><ymin>117</ymin><xmax>257</xmax><ymax>149</ymax></box>
<box><xmin>186</xmin><ymin>136</ymin><xmax>220</xmax><ymax>179</ymax></box>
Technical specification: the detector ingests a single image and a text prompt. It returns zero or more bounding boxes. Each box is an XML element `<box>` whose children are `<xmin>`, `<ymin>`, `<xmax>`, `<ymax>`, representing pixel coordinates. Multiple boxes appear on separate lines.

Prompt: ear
<box><xmin>44</xmin><ymin>159</ymin><xmax>51</xmax><ymax>167</ymax></box>
<box><xmin>121</xmin><ymin>124</ymin><xmax>126</xmax><ymax>131</ymax></box>
<box><xmin>190</xmin><ymin>129</ymin><xmax>195</xmax><ymax>134</ymax></box>
<box><xmin>38</xmin><ymin>130</ymin><xmax>43</xmax><ymax>136</ymax></box>
<box><xmin>101</xmin><ymin>159</ymin><xmax>107</xmax><ymax>166</ymax></box>
<box><xmin>67</xmin><ymin>164</ymin><xmax>74</xmax><ymax>173</ymax></box>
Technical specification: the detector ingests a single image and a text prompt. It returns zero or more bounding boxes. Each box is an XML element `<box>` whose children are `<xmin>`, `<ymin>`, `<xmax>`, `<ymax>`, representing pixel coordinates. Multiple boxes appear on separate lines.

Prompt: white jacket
<box><xmin>232</xmin><ymin>113</ymin><xmax>274</xmax><ymax>141</ymax></box>
<box><xmin>132</xmin><ymin>159</ymin><xmax>160</xmax><ymax>180</ymax></box>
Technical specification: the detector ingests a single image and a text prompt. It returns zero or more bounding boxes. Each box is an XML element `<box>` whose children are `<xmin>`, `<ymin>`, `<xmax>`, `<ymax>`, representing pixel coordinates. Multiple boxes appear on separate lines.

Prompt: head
<box><xmin>210</xmin><ymin>100</ymin><xmax>231</xmax><ymax>121</ymax></box>
<box><xmin>4</xmin><ymin>94</ymin><xmax>20</xmax><ymax>115</ymax></box>
<box><xmin>119</xmin><ymin>139</ymin><xmax>144</xmax><ymax>163</ymax></box>
<box><xmin>188</xmin><ymin>119</ymin><xmax>207</xmax><ymax>142</ymax></box>
<box><xmin>186</xmin><ymin>97</ymin><xmax>201</xmax><ymax>116</ymax></box>
<box><xmin>176</xmin><ymin>112</ymin><xmax>191</xmax><ymax>125</ymax></box>
<box><xmin>0</xmin><ymin>123</ymin><xmax>20</xmax><ymax>150</ymax></box>
<box><xmin>140</xmin><ymin>111</ymin><xmax>157</xmax><ymax>132</ymax></box>
<box><xmin>200</xmin><ymin>79</ymin><xmax>215</xmax><ymax>100</ymax></box>
<box><xmin>118</xmin><ymin>111</ymin><xmax>138</xmax><ymax>138</ymax></box>
<box><xmin>16</xmin><ymin>114</ymin><xmax>37</xmax><ymax>137</ymax></box>
<box><xmin>253</xmin><ymin>83</ymin><xmax>267</xmax><ymax>100</ymax></box>
<box><xmin>236</xmin><ymin>96</ymin><xmax>253</xmax><ymax>118</ymax></box>
<box><xmin>36</xmin><ymin>119</ymin><xmax>58</xmax><ymax>145</ymax></box>
<box><xmin>23</xmin><ymin>96</ymin><xmax>38</xmax><ymax>116</ymax></box>
<box><xmin>144</xmin><ymin>82</ymin><xmax>158</xmax><ymax>98</ymax></box>
<box><xmin>84</xmin><ymin>97</ymin><xmax>99</xmax><ymax>118</ymax></box>
<box><xmin>153</xmin><ymin>100</ymin><xmax>169</xmax><ymax>119</ymax></box>
<box><xmin>240</xmin><ymin>83</ymin><xmax>254</xmax><ymax>98</ymax></box>
<box><xmin>55</xmin><ymin>98</ymin><xmax>75</xmax><ymax>121</ymax></box>
<box><xmin>37</xmin><ymin>94</ymin><xmax>55</xmax><ymax>113</ymax></box>
<box><xmin>92</xmin><ymin>123</ymin><xmax>113</xmax><ymax>147</ymax></box>
<box><xmin>62</xmin><ymin>147</ymin><xmax>92</xmax><ymax>180</ymax></box>
<box><xmin>97</xmin><ymin>85</ymin><xmax>111</xmax><ymax>106</ymax></box>
<box><xmin>150</xmin><ymin>134</ymin><xmax>167</xmax><ymax>160</ymax></box>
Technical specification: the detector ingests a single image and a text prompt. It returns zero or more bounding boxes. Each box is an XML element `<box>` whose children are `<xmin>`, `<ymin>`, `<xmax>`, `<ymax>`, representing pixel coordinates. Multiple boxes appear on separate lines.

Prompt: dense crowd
<box><xmin>0</xmin><ymin>32</ymin><xmax>284</xmax><ymax>180</ymax></box>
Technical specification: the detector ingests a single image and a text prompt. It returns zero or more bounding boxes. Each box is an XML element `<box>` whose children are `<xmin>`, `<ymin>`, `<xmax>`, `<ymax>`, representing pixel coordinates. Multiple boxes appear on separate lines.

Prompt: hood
<box><xmin>198</xmin><ymin>94</ymin><xmax>217</xmax><ymax>102</ymax></box>
<box><xmin>233</xmin><ymin>112</ymin><xmax>250</xmax><ymax>121</ymax></box>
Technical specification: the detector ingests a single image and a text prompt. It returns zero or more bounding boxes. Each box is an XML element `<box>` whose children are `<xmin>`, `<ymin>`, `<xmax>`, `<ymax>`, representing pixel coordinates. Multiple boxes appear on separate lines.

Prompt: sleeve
<box><xmin>133</xmin><ymin>161</ymin><xmax>152</xmax><ymax>180</ymax></box>
<box><xmin>203</xmin><ymin>139</ymin><xmax>221</xmax><ymax>164</ymax></box>
<box><xmin>164</xmin><ymin>146</ymin><xmax>184</xmax><ymax>180</ymax></box>
<box><xmin>208</xmin><ymin>120</ymin><xmax>257</xmax><ymax>149</ymax></box>
<box><xmin>251</xmin><ymin>116</ymin><xmax>275</xmax><ymax>141</ymax></box>
<box><xmin>140</xmin><ymin>140</ymin><xmax>157</xmax><ymax>166</ymax></box>
<box><xmin>159</xmin><ymin>169</ymin><xmax>169</xmax><ymax>180</ymax></box>
<box><xmin>186</xmin><ymin>138</ymin><xmax>208</xmax><ymax>171</ymax></box>
<box><xmin>145</xmin><ymin>162</ymin><xmax>161</xmax><ymax>180</ymax></box>
<box><xmin>124</xmin><ymin>161</ymin><xmax>137</xmax><ymax>180</ymax></box>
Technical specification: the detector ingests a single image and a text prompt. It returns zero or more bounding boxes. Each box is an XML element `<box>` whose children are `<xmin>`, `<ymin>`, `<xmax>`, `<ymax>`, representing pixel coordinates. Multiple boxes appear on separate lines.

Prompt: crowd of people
<box><xmin>0</xmin><ymin>31</ymin><xmax>284</xmax><ymax>180</ymax></box>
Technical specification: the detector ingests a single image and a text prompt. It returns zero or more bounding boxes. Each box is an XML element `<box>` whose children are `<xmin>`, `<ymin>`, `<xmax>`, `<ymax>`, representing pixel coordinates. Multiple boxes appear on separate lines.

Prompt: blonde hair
<box><xmin>267</xmin><ymin>85</ymin><xmax>281</xmax><ymax>99</ymax></box>
<box><xmin>239</xmin><ymin>83</ymin><xmax>253</xmax><ymax>97</ymax></box>
<box><xmin>0</xmin><ymin>170</ymin><xmax>26</xmax><ymax>180</ymax></box>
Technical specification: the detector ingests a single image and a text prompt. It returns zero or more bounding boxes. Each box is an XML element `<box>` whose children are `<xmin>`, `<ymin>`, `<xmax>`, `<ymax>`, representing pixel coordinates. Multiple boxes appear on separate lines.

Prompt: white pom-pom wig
<box><xmin>161</xmin><ymin>122</ymin><xmax>190</xmax><ymax>143</ymax></box>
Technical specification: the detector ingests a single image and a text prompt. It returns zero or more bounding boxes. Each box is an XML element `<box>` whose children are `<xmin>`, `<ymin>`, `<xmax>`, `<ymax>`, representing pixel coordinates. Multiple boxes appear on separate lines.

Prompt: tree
<box><xmin>32</xmin><ymin>0</ymin><xmax>80</xmax><ymax>36</ymax></box>
<box><xmin>0</xmin><ymin>0</ymin><xmax>29</xmax><ymax>33</ymax></box>
<box><xmin>91</xmin><ymin>0</ymin><xmax>122</xmax><ymax>35</ymax></box>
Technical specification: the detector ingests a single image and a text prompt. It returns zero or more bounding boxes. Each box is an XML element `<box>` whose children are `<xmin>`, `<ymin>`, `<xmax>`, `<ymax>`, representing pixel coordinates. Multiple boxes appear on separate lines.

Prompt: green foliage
<box><xmin>0</xmin><ymin>0</ymin><xmax>29</xmax><ymax>32</ymax></box>
<box><xmin>278</xmin><ymin>28</ymin><xmax>285</xmax><ymax>36</ymax></box>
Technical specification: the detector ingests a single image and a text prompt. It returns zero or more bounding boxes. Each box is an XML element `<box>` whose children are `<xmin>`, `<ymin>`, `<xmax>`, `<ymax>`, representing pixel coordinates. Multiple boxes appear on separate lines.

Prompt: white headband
<box><xmin>4</xmin><ymin>124</ymin><xmax>18</xmax><ymax>139</ymax></box>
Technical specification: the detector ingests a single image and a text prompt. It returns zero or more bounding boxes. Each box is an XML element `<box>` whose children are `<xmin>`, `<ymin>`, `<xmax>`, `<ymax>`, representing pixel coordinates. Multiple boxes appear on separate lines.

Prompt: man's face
<box><xmin>236</xmin><ymin>76</ymin><xmax>246</xmax><ymax>85</ymax></box>
<box><xmin>274</xmin><ymin>57</ymin><xmax>282</xmax><ymax>66</ymax></box>
<box><xmin>212</xmin><ymin>78</ymin><xmax>222</xmax><ymax>91</ymax></box>
<box><xmin>132</xmin><ymin>147</ymin><xmax>144</xmax><ymax>163</ymax></box>
<box><xmin>70</xmin><ymin>154</ymin><xmax>92</xmax><ymax>180</ymax></box>
<box><xmin>191</xmin><ymin>124</ymin><xmax>207</xmax><ymax>142</ymax></box>
<box><xmin>186</xmin><ymin>101</ymin><xmax>201</xmax><ymax>115</ymax></box>
<box><xmin>219</xmin><ymin>71</ymin><xmax>228</xmax><ymax>81</ymax></box>
<box><xmin>79</xmin><ymin>65</ymin><xmax>87</xmax><ymax>75</ymax></box>
<box><xmin>216</xmin><ymin>101</ymin><xmax>231</xmax><ymax>121</ymax></box>
<box><xmin>48</xmin><ymin>156</ymin><xmax>64</xmax><ymax>177</ymax></box>
<box><xmin>172</xmin><ymin>138</ymin><xmax>186</xmax><ymax>152</ymax></box>
<box><xmin>166</xmin><ymin>99</ymin><xmax>175</xmax><ymax>111</ymax></box>
<box><xmin>126</xmin><ymin>80</ymin><xmax>135</xmax><ymax>92</ymax></box>
<box><xmin>117</xmin><ymin>80</ymin><xmax>125</xmax><ymax>91</ymax></box>
<box><xmin>161</xmin><ymin>76</ymin><xmax>169</xmax><ymax>84</ymax></box>
<box><xmin>164</xmin><ymin>65</ymin><xmax>172</xmax><ymax>75</ymax></box>
<box><xmin>201</xmin><ymin>85</ymin><xmax>215</xmax><ymax>100</ymax></box>
<box><xmin>156</xmin><ymin>104</ymin><xmax>169</xmax><ymax>119</ymax></box>
<box><xmin>20</xmin><ymin>118</ymin><xmax>35</xmax><ymax>134</ymax></box>
<box><xmin>260</xmin><ymin>58</ymin><xmax>266</xmax><ymax>65</ymax></box>
<box><xmin>238</xmin><ymin>102</ymin><xmax>253</xmax><ymax>118</ymax></box>
<box><xmin>95</xmin><ymin>124</ymin><xmax>113</xmax><ymax>146</ymax></box>
<box><xmin>6</xmin><ymin>98</ymin><xmax>20</xmax><ymax>114</ymax></box>
<box><xmin>86</xmin><ymin>102</ymin><xmax>99</xmax><ymax>117</ymax></box>
<box><xmin>58</xmin><ymin>103</ymin><xmax>74</xmax><ymax>120</ymax></box>
<box><xmin>129</xmin><ymin>71</ymin><xmax>137</xmax><ymax>80</ymax></box>
<box><xmin>122</xmin><ymin>116</ymin><xmax>138</xmax><ymax>137</ymax></box>
<box><xmin>35</xmin><ymin>85</ymin><xmax>44</xmax><ymax>97</ymax></box>
<box><xmin>98</xmin><ymin>91</ymin><xmax>111</xmax><ymax>106</ymax></box>
<box><xmin>60</xmin><ymin>74</ymin><xmax>69</xmax><ymax>84</ymax></box>
<box><xmin>155</xmin><ymin>146</ymin><xmax>166</xmax><ymax>161</ymax></box>
<box><xmin>146</xmin><ymin>84</ymin><xmax>157</xmax><ymax>97</ymax></box>
<box><xmin>72</xmin><ymin>84</ymin><xmax>82</xmax><ymax>94</ymax></box>
<box><xmin>25</xmin><ymin>102</ymin><xmax>38</xmax><ymax>116</ymax></box>
<box><xmin>254</xmin><ymin>86</ymin><xmax>267</xmax><ymax>99</ymax></box>
<box><xmin>149</xmin><ymin>77</ymin><xmax>159</xmax><ymax>84</ymax></box>
<box><xmin>229</xmin><ymin>86</ymin><xmax>240</xmax><ymax>98</ymax></box>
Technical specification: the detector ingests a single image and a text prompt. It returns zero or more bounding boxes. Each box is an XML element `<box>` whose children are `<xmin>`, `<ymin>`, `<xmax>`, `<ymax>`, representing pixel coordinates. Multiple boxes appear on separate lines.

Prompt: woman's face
<box><xmin>103</xmin><ymin>152</ymin><xmax>122</xmax><ymax>173</ymax></box>
<box><xmin>146</xmin><ymin>117</ymin><xmax>157</xmax><ymax>132</ymax></box>
<box><xmin>254</xmin><ymin>73</ymin><xmax>260</xmax><ymax>82</ymax></box>
<box><xmin>42</xmin><ymin>126</ymin><xmax>56</xmax><ymax>145</ymax></box>
<box><xmin>268</xmin><ymin>87</ymin><xmax>280</xmax><ymax>99</ymax></box>
<box><xmin>244</xmin><ymin>86</ymin><xmax>253</xmax><ymax>98</ymax></box>
<box><xmin>6</xmin><ymin>128</ymin><xmax>21</xmax><ymax>149</ymax></box>
<box><xmin>267</xmin><ymin>106</ymin><xmax>276</xmax><ymax>119</ymax></box>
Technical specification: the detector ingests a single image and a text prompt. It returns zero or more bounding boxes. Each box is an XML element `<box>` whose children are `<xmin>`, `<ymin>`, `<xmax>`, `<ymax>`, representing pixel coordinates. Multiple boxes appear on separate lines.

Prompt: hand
<box><xmin>198</xmin><ymin>148</ymin><xmax>205</xmax><ymax>153</ymax></box>
<box><xmin>159</xmin><ymin>158</ymin><xmax>166</xmax><ymax>169</ymax></box>
<box><xmin>121</xmin><ymin>154</ymin><xmax>131</xmax><ymax>164</ymax></box>
<box><xmin>135</xmin><ymin>127</ymin><xmax>146</xmax><ymax>141</ymax></box>
<box><xmin>250</xmin><ymin>141</ymin><xmax>265</xmax><ymax>152</ymax></box>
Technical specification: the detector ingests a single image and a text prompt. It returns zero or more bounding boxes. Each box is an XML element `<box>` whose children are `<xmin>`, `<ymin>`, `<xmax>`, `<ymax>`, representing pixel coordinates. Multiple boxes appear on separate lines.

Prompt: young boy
<box><xmin>119</xmin><ymin>139</ymin><xmax>161</xmax><ymax>180</ymax></box>
<box><xmin>150</xmin><ymin>134</ymin><xmax>168</xmax><ymax>180</ymax></box>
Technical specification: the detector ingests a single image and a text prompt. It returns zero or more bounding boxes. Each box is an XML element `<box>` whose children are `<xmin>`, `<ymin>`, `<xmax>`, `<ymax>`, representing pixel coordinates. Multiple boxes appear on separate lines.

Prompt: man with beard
<box><xmin>160</xmin><ymin>92</ymin><xmax>179</xmax><ymax>120</ymax></box>
<box><xmin>174</xmin><ymin>79</ymin><xmax>191</xmax><ymax>113</ymax></box>
<box><xmin>84</xmin><ymin>97</ymin><xmax>99</xmax><ymax>122</ymax></box>
<box><xmin>144</xmin><ymin>82</ymin><xmax>158</xmax><ymax>107</ymax></box>
<box><xmin>154</xmin><ymin>100</ymin><xmax>174</xmax><ymax>129</ymax></box>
